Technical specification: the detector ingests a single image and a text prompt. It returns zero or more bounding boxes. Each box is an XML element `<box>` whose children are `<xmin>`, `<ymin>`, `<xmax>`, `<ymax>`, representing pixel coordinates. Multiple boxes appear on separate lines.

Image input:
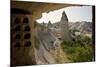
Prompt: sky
<box><xmin>36</xmin><ymin>6</ymin><xmax>92</xmax><ymax>23</ymax></box>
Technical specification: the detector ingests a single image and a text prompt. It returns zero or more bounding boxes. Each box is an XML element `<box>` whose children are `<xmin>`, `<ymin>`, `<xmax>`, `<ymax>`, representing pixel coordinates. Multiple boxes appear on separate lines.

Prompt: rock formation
<box><xmin>33</xmin><ymin>21</ymin><xmax>69</xmax><ymax>64</ymax></box>
<box><xmin>11</xmin><ymin>8</ymin><xmax>36</xmax><ymax>66</ymax></box>
<box><xmin>60</xmin><ymin>11</ymin><xmax>72</xmax><ymax>42</ymax></box>
<box><xmin>47</xmin><ymin>21</ymin><xmax>52</xmax><ymax>29</ymax></box>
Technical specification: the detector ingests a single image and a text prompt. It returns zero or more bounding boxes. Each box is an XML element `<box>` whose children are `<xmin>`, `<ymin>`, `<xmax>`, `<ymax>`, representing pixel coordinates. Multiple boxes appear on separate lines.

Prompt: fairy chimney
<box><xmin>60</xmin><ymin>11</ymin><xmax>72</xmax><ymax>42</ymax></box>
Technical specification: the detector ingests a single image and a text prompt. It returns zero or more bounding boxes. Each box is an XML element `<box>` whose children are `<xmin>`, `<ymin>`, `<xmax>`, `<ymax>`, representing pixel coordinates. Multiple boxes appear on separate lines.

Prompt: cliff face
<box><xmin>34</xmin><ymin>23</ymin><xmax>68</xmax><ymax>64</ymax></box>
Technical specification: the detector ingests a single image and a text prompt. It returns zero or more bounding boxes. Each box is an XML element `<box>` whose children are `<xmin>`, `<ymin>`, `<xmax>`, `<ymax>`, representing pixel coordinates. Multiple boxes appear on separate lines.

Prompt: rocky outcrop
<box><xmin>47</xmin><ymin>21</ymin><xmax>52</xmax><ymax>29</ymax></box>
<box><xmin>60</xmin><ymin>11</ymin><xmax>72</xmax><ymax>42</ymax></box>
<box><xmin>69</xmin><ymin>21</ymin><xmax>92</xmax><ymax>33</ymax></box>
<box><xmin>34</xmin><ymin>23</ymin><xmax>68</xmax><ymax>64</ymax></box>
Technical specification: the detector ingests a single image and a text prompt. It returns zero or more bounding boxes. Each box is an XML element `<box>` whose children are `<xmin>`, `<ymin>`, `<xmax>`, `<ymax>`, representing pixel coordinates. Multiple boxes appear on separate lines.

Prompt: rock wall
<box><xmin>34</xmin><ymin>23</ymin><xmax>68</xmax><ymax>64</ymax></box>
<box><xmin>11</xmin><ymin>12</ymin><xmax>36</xmax><ymax>66</ymax></box>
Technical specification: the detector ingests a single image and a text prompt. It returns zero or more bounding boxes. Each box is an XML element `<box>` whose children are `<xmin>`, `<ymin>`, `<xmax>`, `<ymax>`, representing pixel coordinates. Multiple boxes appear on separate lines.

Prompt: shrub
<box><xmin>70</xmin><ymin>45</ymin><xmax>93</xmax><ymax>62</ymax></box>
<box><xmin>60</xmin><ymin>36</ymin><xmax>94</xmax><ymax>62</ymax></box>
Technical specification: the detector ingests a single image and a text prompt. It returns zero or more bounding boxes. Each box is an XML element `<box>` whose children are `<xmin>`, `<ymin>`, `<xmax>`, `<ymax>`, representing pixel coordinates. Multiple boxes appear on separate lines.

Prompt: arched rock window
<box><xmin>24</xmin><ymin>41</ymin><xmax>31</xmax><ymax>47</ymax></box>
<box><xmin>24</xmin><ymin>25</ymin><xmax>30</xmax><ymax>32</ymax></box>
<box><xmin>23</xmin><ymin>17</ymin><xmax>29</xmax><ymax>24</ymax></box>
<box><xmin>15</xmin><ymin>25</ymin><xmax>21</xmax><ymax>32</ymax></box>
<box><xmin>14</xmin><ymin>18</ymin><xmax>20</xmax><ymax>24</ymax></box>
<box><xmin>24</xmin><ymin>33</ymin><xmax>30</xmax><ymax>39</ymax></box>
<box><xmin>15</xmin><ymin>42</ymin><xmax>20</xmax><ymax>47</ymax></box>
<box><xmin>15</xmin><ymin>34</ymin><xmax>21</xmax><ymax>39</ymax></box>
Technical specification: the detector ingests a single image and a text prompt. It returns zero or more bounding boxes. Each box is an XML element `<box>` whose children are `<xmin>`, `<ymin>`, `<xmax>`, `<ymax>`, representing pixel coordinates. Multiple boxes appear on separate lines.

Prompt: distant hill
<box><xmin>69</xmin><ymin>21</ymin><xmax>92</xmax><ymax>33</ymax></box>
<box><xmin>52</xmin><ymin>21</ymin><xmax>92</xmax><ymax>33</ymax></box>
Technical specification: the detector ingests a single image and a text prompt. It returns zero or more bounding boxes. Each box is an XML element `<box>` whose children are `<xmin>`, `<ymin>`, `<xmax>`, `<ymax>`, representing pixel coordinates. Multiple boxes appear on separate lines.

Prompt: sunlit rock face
<box><xmin>34</xmin><ymin>23</ymin><xmax>56</xmax><ymax>64</ymax></box>
<box><xmin>60</xmin><ymin>11</ymin><xmax>72</xmax><ymax>42</ymax></box>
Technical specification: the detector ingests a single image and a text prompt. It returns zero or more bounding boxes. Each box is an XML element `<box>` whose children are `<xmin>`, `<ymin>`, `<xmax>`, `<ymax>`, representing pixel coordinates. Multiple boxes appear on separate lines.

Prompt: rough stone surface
<box><xmin>60</xmin><ymin>11</ymin><xmax>72</xmax><ymax>42</ymax></box>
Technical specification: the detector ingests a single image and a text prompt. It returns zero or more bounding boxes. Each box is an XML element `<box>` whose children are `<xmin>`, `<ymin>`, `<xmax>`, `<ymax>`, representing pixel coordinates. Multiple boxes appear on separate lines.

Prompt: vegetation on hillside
<box><xmin>60</xmin><ymin>35</ymin><xmax>94</xmax><ymax>62</ymax></box>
